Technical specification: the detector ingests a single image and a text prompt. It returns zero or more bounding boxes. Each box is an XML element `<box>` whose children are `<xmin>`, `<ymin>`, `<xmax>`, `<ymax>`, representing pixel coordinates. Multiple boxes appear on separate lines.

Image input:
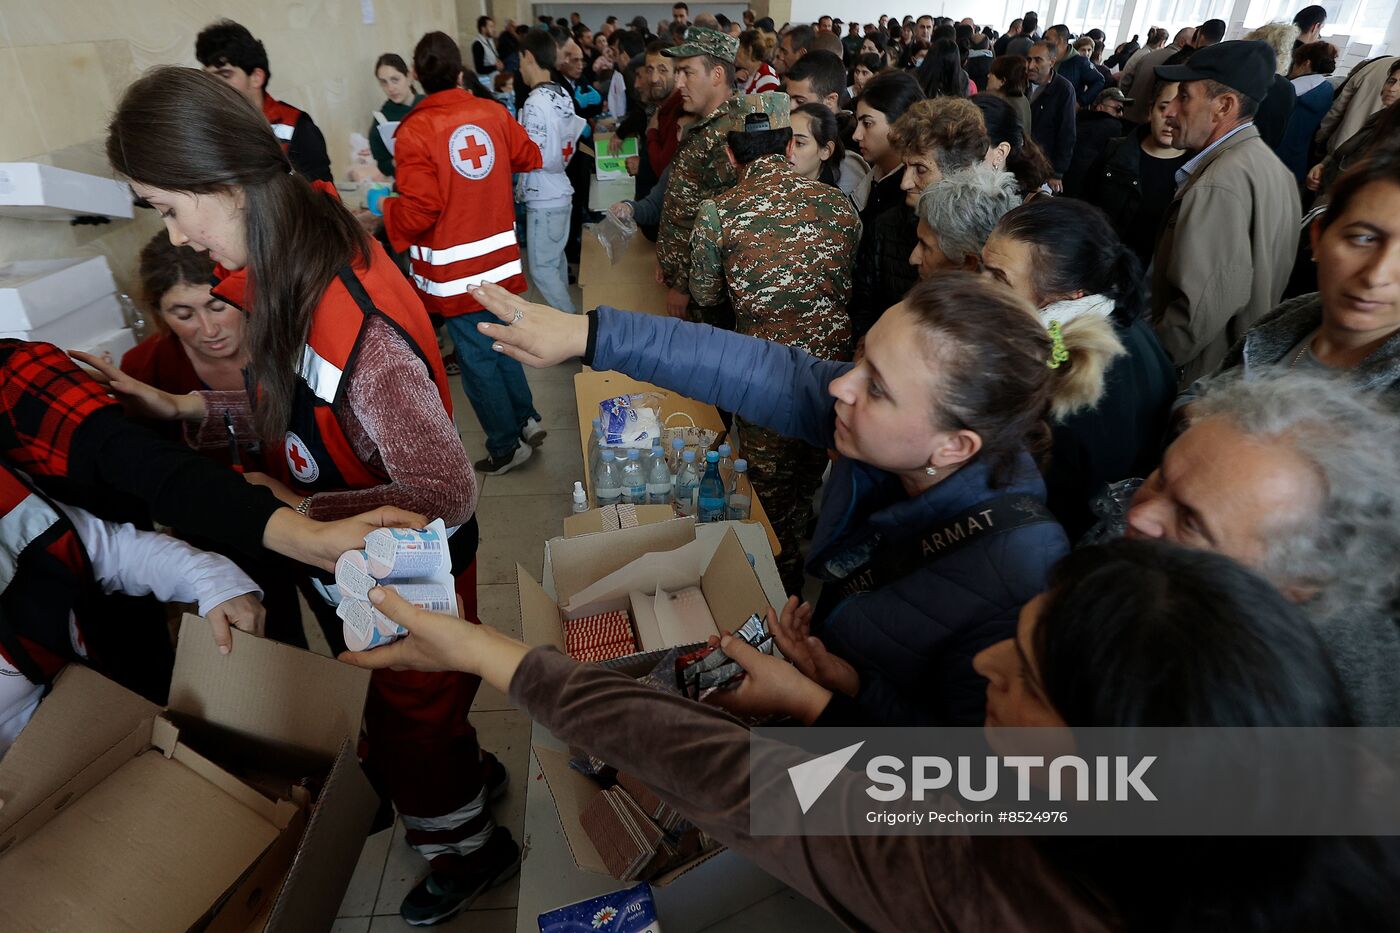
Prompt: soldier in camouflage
<box><xmin>656</xmin><ymin>26</ymin><xmax>745</xmax><ymax>325</ymax></box>
<box><xmin>690</xmin><ymin>93</ymin><xmax>862</xmax><ymax>593</ymax></box>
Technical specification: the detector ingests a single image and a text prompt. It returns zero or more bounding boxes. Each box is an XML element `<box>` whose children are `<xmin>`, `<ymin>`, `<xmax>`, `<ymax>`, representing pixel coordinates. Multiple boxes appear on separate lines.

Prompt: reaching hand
<box><xmin>1306</xmin><ymin>163</ymin><xmax>1323</xmax><ymax>193</ymax></box>
<box><xmin>703</xmin><ymin>632</ymin><xmax>833</xmax><ymax>723</ymax></box>
<box><xmin>769</xmin><ymin>597</ymin><xmax>860</xmax><ymax>697</ymax></box>
<box><xmin>1047</xmin><ymin>177</ymin><xmax>1064</xmax><ymax>194</ymax></box>
<box><xmin>469</xmin><ymin>282</ymin><xmax>590</xmax><ymax>367</ymax></box>
<box><xmin>609</xmin><ymin>201</ymin><xmax>635</xmax><ymax>222</ymax></box>
<box><xmin>266</xmin><ymin>505</ymin><xmax>427</xmax><ymax>572</ymax></box>
<box><xmin>665</xmin><ymin>287</ymin><xmax>689</xmax><ymax>319</ymax></box>
<box><xmin>69</xmin><ymin>349</ymin><xmax>199</xmax><ymax>421</ymax></box>
<box><xmin>205</xmin><ymin>593</ymin><xmax>266</xmax><ymax>654</ymax></box>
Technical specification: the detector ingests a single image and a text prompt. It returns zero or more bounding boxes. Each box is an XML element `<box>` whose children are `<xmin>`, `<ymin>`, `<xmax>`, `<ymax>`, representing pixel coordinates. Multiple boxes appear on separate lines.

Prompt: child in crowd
<box><xmin>493</xmin><ymin>71</ymin><xmax>517</xmax><ymax>117</ymax></box>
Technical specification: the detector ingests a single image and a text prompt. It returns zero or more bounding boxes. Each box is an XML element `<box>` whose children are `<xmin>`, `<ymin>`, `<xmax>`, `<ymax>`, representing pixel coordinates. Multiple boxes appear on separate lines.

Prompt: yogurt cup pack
<box><xmin>335</xmin><ymin>519</ymin><xmax>457</xmax><ymax>651</ymax></box>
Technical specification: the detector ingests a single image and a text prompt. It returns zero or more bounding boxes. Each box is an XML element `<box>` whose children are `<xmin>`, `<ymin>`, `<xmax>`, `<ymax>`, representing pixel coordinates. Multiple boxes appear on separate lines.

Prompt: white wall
<box><xmin>532</xmin><ymin>2</ymin><xmax>749</xmax><ymax>30</ymax></box>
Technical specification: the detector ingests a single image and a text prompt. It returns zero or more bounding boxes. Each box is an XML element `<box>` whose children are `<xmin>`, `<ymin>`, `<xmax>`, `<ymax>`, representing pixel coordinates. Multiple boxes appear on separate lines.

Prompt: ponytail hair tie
<box><xmin>1046</xmin><ymin>320</ymin><xmax>1070</xmax><ymax>369</ymax></box>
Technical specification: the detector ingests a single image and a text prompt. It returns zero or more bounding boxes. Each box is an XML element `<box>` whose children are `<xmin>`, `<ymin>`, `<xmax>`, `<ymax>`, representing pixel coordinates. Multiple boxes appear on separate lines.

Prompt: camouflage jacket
<box><xmin>689</xmin><ymin>154</ymin><xmax>861</xmax><ymax>359</ymax></box>
<box><xmin>655</xmin><ymin>95</ymin><xmax>742</xmax><ymax>293</ymax></box>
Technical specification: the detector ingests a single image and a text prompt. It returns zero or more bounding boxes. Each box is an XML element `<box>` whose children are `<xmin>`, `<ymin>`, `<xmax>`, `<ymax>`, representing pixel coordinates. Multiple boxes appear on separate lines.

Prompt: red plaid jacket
<box><xmin>0</xmin><ymin>340</ymin><xmax>118</xmax><ymax>479</ymax></box>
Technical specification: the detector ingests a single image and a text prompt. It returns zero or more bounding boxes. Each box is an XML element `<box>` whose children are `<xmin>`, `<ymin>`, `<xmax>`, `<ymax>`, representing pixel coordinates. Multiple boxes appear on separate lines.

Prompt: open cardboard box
<box><xmin>0</xmin><ymin>615</ymin><xmax>379</xmax><ymax>932</ymax></box>
<box><xmin>520</xmin><ymin>518</ymin><xmax>772</xmax><ymax>884</ymax></box>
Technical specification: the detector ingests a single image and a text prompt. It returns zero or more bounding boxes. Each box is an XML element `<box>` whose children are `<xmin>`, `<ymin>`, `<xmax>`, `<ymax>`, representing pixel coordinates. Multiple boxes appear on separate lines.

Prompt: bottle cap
<box><xmin>719</xmin><ymin>443</ymin><xmax>732</xmax><ymax>456</ymax></box>
<box><xmin>734</xmin><ymin>459</ymin><xmax>748</xmax><ymax>471</ymax></box>
<box><xmin>573</xmin><ymin>481</ymin><xmax>585</xmax><ymax>497</ymax></box>
<box><xmin>706</xmin><ymin>450</ymin><xmax>720</xmax><ymax>462</ymax></box>
<box><xmin>682</xmin><ymin>449</ymin><xmax>696</xmax><ymax>461</ymax></box>
<box><xmin>628</xmin><ymin>448</ymin><xmax>641</xmax><ymax>459</ymax></box>
<box><xmin>671</xmin><ymin>436</ymin><xmax>685</xmax><ymax>449</ymax></box>
<box><xmin>601</xmin><ymin>449</ymin><xmax>615</xmax><ymax>461</ymax></box>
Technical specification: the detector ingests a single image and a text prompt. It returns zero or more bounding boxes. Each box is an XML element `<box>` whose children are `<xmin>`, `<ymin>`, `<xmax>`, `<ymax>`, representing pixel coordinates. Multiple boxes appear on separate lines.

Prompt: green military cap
<box><xmin>662</xmin><ymin>25</ymin><xmax>739</xmax><ymax>63</ymax></box>
<box><xmin>722</xmin><ymin>92</ymin><xmax>792</xmax><ymax>134</ymax></box>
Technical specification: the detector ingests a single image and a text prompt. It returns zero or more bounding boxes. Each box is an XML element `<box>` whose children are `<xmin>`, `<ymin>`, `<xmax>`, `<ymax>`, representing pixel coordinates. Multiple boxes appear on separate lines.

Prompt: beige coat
<box><xmin>1151</xmin><ymin>124</ymin><xmax>1301</xmax><ymax>387</ymax></box>
<box><xmin>1318</xmin><ymin>55</ymin><xmax>1397</xmax><ymax>154</ymax></box>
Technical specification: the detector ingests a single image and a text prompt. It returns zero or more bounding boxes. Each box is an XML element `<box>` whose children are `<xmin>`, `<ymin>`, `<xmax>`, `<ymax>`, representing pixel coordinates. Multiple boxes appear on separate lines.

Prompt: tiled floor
<box><xmin>328</xmin><ymin>278</ymin><xmax>585</xmax><ymax>931</ymax></box>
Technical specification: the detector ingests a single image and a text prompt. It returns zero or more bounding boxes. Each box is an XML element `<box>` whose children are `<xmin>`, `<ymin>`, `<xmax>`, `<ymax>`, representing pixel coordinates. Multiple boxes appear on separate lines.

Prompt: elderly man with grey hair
<box><xmin>908</xmin><ymin>165</ymin><xmax>1021</xmax><ymax>279</ymax></box>
<box><xmin>1124</xmin><ymin>372</ymin><xmax>1400</xmax><ymax>725</ymax></box>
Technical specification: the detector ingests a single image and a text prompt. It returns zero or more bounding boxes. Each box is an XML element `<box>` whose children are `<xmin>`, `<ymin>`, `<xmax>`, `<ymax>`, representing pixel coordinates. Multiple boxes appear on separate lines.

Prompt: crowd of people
<box><xmin>0</xmin><ymin>4</ymin><xmax>1397</xmax><ymax>931</ymax></box>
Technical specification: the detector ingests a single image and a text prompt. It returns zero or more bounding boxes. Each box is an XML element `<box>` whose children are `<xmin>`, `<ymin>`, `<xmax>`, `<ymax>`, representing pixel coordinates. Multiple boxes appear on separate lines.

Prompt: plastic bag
<box><xmin>599</xmin><ymin>394</ymin><xmax>664</xmax><ymax>448</ymax></box>
<box><xmin>1077</xmin><ymin>477</ymin><xmax>1145</xmax><ymax>546</ymax></box>
<box><xmin>593</xmin><ymin>212</ymin><xmax>638</xmax><ymax>264</ymax></box>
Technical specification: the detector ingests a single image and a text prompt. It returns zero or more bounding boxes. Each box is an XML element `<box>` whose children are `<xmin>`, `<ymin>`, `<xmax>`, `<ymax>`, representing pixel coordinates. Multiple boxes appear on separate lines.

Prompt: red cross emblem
<box><xmin>284</xmin><ymin>431</ymin><xmax>320</xmax><ymax>484</ymax></box>
<box><xmin>562</xmin><ymin>139</ymin><xmax>574</xmax><ymax>162</ymax></box>
<box><xmin>448</xmin><ymin>124</ymin><xmax>496</xmax><ymax>180</ymax></box>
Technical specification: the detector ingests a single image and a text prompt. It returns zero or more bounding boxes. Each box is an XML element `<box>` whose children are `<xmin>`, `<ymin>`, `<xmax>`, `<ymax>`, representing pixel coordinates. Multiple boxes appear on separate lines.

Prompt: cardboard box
<box><xmin>562</xmin><ymin>504</ymin><xmax>676</xmax><ymax>539</ymax></box>
<box><xmin>0</xmin><ymin>256</ymin><xmax>119</xmax><ymax>332</ymax></box>
<box><xmin>0</xmin><ymin>292</ymin><xmax>126</xmax><ymax>345</ymax></box>
<box><xmin>0</xmin><ymin>162</ymin><xmax>134</xmax><ymax>221</ymax></box>
<box><xmin>0</xmin><ymin>616</ymin><xmax>379</xmax><ymax>932</ymax></box>
<box><xmin>520</xmin><ymin>520</ymin><xmax>771</xmax><ymax>884</ymax></box>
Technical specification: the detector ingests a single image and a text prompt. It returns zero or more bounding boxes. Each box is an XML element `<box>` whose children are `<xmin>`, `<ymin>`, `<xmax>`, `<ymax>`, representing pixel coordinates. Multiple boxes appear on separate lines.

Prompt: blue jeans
<box><xmin>525</xmin><ymin>204</ymin><xmax>575</xmax><ymax>312</ymax></box>
<box><xmin>445</xmin><ymin>311</ymin><xmax>541</xmax><ymax>459</ymax></box>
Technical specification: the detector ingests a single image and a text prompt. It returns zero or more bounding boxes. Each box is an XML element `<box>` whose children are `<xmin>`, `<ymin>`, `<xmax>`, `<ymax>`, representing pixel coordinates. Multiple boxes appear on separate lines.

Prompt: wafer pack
<box><xmin>579</xmin><ymin>786</ymin><xmax>672</xmax><ymax>881</ymax></box>
<box><xmin>564</xmin><ymin>609</ymin><xmax>637</xmax><ymax>662</ymax></box>
<box><xmin>674</xmin><ymin>612</ymin><xmax>772</xmax><ymax>700</ymax></box>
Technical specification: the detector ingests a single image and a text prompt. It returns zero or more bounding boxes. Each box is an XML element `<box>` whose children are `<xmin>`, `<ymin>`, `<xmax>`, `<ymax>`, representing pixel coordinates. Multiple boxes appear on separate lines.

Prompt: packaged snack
<box><xmin>564</xmin><ymin>610</ymin><xmax>636</xmax><ymax>662</ymax></box>
<box><xmin>675</xmin><ymin>612</ymin><xmax>773</xmax><ymax>700</ymax></box>
<box><xmin>363</xmin><ymin>519</ymin><xmax>450</xmax><ymax>579</ymax></box>
<box><xmin>337</xmin><ymin>583</ymin><xmax>458</xmax><ymax>652</ymax></box>
<box><xmin>598</xmin><ymin>395</ymin><xmax>663</xmax><ymax>449</ymax></box>
<box><xmin>537</xmin><ymin>882</ymin><xmax>661</xmax><ymax>933</ymax></box>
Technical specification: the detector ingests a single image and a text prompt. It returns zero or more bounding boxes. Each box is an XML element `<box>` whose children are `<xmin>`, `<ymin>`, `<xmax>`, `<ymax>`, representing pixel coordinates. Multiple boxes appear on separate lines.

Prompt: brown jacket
<box><xmin>510</xmin><ymin>647</ymin><xmax>1117</xmax><ymax>932</ymax></box>
<box><xmin>1150</xmin><ymin>124</ymin><xmax>1300</xmax><ymax>387</ymax></box>
<box><xmin>1318</xmin><ymin>56</ymin><xmax>1397</xmax><ymax>154</ymax></box>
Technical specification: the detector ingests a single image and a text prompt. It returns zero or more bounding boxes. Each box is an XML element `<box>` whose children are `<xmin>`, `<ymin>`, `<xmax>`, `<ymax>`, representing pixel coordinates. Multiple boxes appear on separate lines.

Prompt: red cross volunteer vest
<box><xmin>0</xmin><ymin>462</ymin><xmax>95</xmax><ymax>686</ymax></box>
<box><xmin>261</xmin><ymin>93</ymin><xmax>304</xmax><ymax>151</ymax></box>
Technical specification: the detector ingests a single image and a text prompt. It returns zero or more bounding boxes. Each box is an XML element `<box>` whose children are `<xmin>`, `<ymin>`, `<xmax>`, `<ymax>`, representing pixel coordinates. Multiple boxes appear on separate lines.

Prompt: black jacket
<box><xmin>1046</xmin><ymin>316</ymin><xmax>1176</xmax><ymax>541</ymax></box>
<box><xmin>1082</xmin><ymin>126</ymin><xmax>1188</xmax><ymax>267</ymax></box>
<box><xmin>1063</xmin><ymin>110</ymin><xmax>1129</xmax><ymax>197</ymax></box>
<box><xmin>1254</xmin><ymin>73</ymin><xmax>1297</xmax><ymax>151</ymax></box>
<box><xmin>1055</xmin><ymin>50</ymin><xmax>1105</xmax><ymax>107</ymax></box>
<box><xmin>848</xmin><ymin>203</ymin><xmax>919</xmax><ymax>343</ymax></box>
<box><xmin>1030</xmin><ymin>74</ymin><xmax>1078</xmax><ymax>177</ymax></box>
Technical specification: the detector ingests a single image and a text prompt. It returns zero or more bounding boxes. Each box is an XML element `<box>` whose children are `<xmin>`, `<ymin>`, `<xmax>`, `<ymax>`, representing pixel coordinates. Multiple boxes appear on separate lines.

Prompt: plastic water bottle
<box><xmin>586</xmin><ymin>417</ymin><xmax>601</xmax><ymax>472</ymax></box>
<box><xmin>589</xmin><ymin>423</ymin><xmax>607</xmax><ymax>482</ymax></box>
<box><xmin>595</xmin><ymin>450</ymin><xmax>623</xmax><ymax>507</ymax></box>
<box><xmin>667</xmin><ymin>435</ymin><xmax>686</xmax><ymax>475</ymax></box>
<box><xmin>646</xmin><ymin>446</ymin><xmax>672</xmax><ymax>504</ymax></box>
<box><xmin>621</xmin><ymin>448</ymin><xmax>647</xmax><ymax>504</ymax></box>
<box><xmin>717</xmin><ymin>443</ymin><xmax>734</xmax><ymax>484</ymax></box>
<box><xmin>673</xmin><ymin>449</ymin><xmax>699</xmax><ymax>516</ymax></box>
<box><xmin>726</xmin><ymin>458</ymin><xmax>752</xmax><ymax>520</ymax></box>
<box><xmin>571</xmin><ymin>481</ymin><xmax>588</xmax><ymax>513</ymax></box>
<box><xmin>697</xmin><ymin>450</ymin><xmax>726</xmax><ymax>523</ymax></box>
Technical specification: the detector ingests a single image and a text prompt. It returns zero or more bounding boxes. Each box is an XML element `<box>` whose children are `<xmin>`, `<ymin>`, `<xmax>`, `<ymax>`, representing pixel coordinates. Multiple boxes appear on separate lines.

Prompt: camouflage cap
<box><xmin>722</xmin><ymin>92</ymin><xmax>792</xmax><ymax>134</ymax></box>
<box><xmin>662</xmin><ymin>25</ymin><xmax>739</xmax><ymax>63</ymax></box>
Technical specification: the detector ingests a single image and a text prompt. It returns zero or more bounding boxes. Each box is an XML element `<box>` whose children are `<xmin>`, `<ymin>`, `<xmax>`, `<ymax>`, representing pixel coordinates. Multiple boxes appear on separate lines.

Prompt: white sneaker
<box><xmin>521</xmin><ymin>418</ymin><xmax>547</xmax><ymax>447</ymax></box>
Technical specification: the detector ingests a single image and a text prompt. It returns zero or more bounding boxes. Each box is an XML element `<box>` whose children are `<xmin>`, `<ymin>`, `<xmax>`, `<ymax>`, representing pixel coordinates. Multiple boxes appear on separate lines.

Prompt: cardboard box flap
<box><xmin>264</xmin><ymin>737</ymin><xmax>379</xmax><ymax>933</ymax></box>
<box><xmin>168</xmin><ymin>615</ymin><xmax>370</xmax><ymax>764</ymax></box>
<box><xmin>563</xmin><ymin>534</ymin><xmax>716</xmax><ymax>615</ymax></box>
<box><xmin>549</xmin><ymin>518</ymin><xmax>695</xmax><ymax>604</ymax></box>
<box><xmin>0</xmin><ymin>664</ymin><xmax>157</xmax><ymax>837</ymax></box>
<box><xmin>534</xmin><ymin>746</ymin><xmax>609</xmax><ymax>875</ymax></box>
<box><xmin>519</xmin><ymin>563</ymin><xmax>566</xmax><ymax>651</ymax></box>
<box><xmin>700</xmin><ymin>528</ymin><xmax>773</xmax><ymax>632</ymax></box>
<box><xmin>562</xmin><ymin>504</ymin><xmax>676</xmax><ymax>538</ymax></box>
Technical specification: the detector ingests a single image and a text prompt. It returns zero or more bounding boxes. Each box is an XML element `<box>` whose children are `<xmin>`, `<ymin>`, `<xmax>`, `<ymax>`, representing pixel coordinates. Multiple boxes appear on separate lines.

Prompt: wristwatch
<box><xmin>294</xmin><ymin>496</ymin><xmax>313</xmax><ymax>515</ymax></box>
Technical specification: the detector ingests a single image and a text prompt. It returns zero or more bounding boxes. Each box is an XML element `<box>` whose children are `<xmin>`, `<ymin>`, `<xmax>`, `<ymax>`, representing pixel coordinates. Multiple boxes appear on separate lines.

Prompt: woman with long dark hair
<box><xmin>916</xmin><ymin>37</ymin><xmax>967</xmax><ymax>98</ymax></box>
<box><xmin>346</xmin><ymin>532</ymin><xmax>1400</xmax><ymax>932</ymax></box>
<box><xmin>368</xmin><ymin>52</ymin><xmax>423</xmax><ymax>177</ymax></box>
<box><xmin>786</xmin><ymin>102</ymin><xmax>848</xmax><ymax>190</ymax></box>
<box><xmin>981</xmin><ymin>198</ymin><xmax>1176</xmax><ymax>538</ymax></box>
<box><xmin>972</xmin><ymin>93</ymin><xmax>1054</xmax><ymax>197</ymax></box>
<box><xmin>986</xmin><ymin>54</ymin><xmax>1032</xmax><ymax>133</ymax></box>
<box><xmin>850</xmin><ymin>71</ymin><xmax>924</xmax><ymax>226</ymax></box>
<box><xmin>97</xmin><ymin>64</ymin><xmax>519</xmax><ymax>926</ymax></box>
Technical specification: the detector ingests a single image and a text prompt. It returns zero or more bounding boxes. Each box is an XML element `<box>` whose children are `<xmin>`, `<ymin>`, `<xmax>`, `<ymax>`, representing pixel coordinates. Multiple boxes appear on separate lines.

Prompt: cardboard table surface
<box><xmin>582</xmin><ymin>280</ymin><xmax>669</xmax><ymax>317</ymax></box>
<box><xmin>573</xmin><ymin>369</ymin><xmax>782</xmax><ymax>556</ymax></box>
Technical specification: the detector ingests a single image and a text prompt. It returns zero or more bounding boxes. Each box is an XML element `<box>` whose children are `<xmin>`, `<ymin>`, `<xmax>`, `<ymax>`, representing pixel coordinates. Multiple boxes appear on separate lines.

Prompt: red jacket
<box><xmin>382</xmin><ymin>88</ymin><xmax>542</xmax><ymax>316</ymax></box>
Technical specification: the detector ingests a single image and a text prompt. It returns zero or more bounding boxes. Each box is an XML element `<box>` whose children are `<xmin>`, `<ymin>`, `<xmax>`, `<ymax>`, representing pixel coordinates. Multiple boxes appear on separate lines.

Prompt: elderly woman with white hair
<box><xmin>908</xmin><ymin>163</ymin><xmax>1021</xmax><ymax>278</ymax></box>
<box><xmin>1128</xmin><ymin>370</ymin><xmax>1400</xmax><ymax>725</ymax></box>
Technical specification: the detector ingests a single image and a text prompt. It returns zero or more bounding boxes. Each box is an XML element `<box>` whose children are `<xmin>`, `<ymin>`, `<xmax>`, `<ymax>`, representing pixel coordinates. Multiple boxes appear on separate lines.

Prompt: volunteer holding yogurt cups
<box><xmin>80</xmin><ymin>65</ymin><xmax>519</xmax><ymax>925</ymax></box>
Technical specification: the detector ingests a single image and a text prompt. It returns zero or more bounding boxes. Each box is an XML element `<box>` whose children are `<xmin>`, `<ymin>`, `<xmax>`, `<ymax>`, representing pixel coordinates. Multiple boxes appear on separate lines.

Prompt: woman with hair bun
<box><xmin>982</xmin><ymin>198</ymin><xmax>1176</xmax><ymax>538</ymax></box>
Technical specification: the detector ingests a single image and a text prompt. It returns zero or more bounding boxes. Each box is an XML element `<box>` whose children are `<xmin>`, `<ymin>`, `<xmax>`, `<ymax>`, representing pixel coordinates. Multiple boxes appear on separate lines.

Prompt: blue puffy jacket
<box><xmin>591</xmin><ymin>308</ymin><xmax>1070</xmax><ymax>726</ymax></box>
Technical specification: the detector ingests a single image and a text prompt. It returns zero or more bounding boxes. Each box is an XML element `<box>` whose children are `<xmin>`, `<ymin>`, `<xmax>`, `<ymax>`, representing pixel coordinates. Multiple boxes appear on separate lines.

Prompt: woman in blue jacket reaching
<box><xmin>471</xmin><ymin>272</ymin><xmax>1080</xmax><ymax>726</ymax></box>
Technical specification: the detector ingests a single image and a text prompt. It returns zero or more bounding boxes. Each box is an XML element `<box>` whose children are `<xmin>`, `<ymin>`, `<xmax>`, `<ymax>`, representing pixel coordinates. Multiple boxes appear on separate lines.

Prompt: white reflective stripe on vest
<box><xmin>270</xmin><ymin>123</ymin><xmax>295</xmax><ymax>141</ymax></box>
<box><xmin>300</xmin><ymin>343</ymin><xmax>344</xmax><ymax>404</ymax></box>
<box><xmin>408</xmin><ymin>230</ymin><xmax>517</xmax><ymax>266</ymax></box>
<box><xmin>0</xmin><ymin>493</ymin><xmax>63</xmax><ymax>595</ymax></box>
<box><xmin>411</xmin><ymin>259</ymin><xmax>523</xmax><ymax>297</ymax></box>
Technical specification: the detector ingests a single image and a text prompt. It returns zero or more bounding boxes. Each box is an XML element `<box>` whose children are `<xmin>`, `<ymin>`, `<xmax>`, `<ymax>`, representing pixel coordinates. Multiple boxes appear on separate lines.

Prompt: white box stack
<box><xmin>0</xmin><ymin>163</ymin><xmax>133</xmax><ymax>222</ymax></box>
<box><xmin>0</xmin><ymin>256</ymin><xmax>135</xmax><ymax>364</ymax></box>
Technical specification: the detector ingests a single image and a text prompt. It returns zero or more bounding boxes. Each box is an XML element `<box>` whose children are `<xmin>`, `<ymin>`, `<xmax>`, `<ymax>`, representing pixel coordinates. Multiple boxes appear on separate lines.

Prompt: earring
<box><xmin>925</xmin><ymin>466</ymin><xmax>938</xmax><ymax>477</ymax></box>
